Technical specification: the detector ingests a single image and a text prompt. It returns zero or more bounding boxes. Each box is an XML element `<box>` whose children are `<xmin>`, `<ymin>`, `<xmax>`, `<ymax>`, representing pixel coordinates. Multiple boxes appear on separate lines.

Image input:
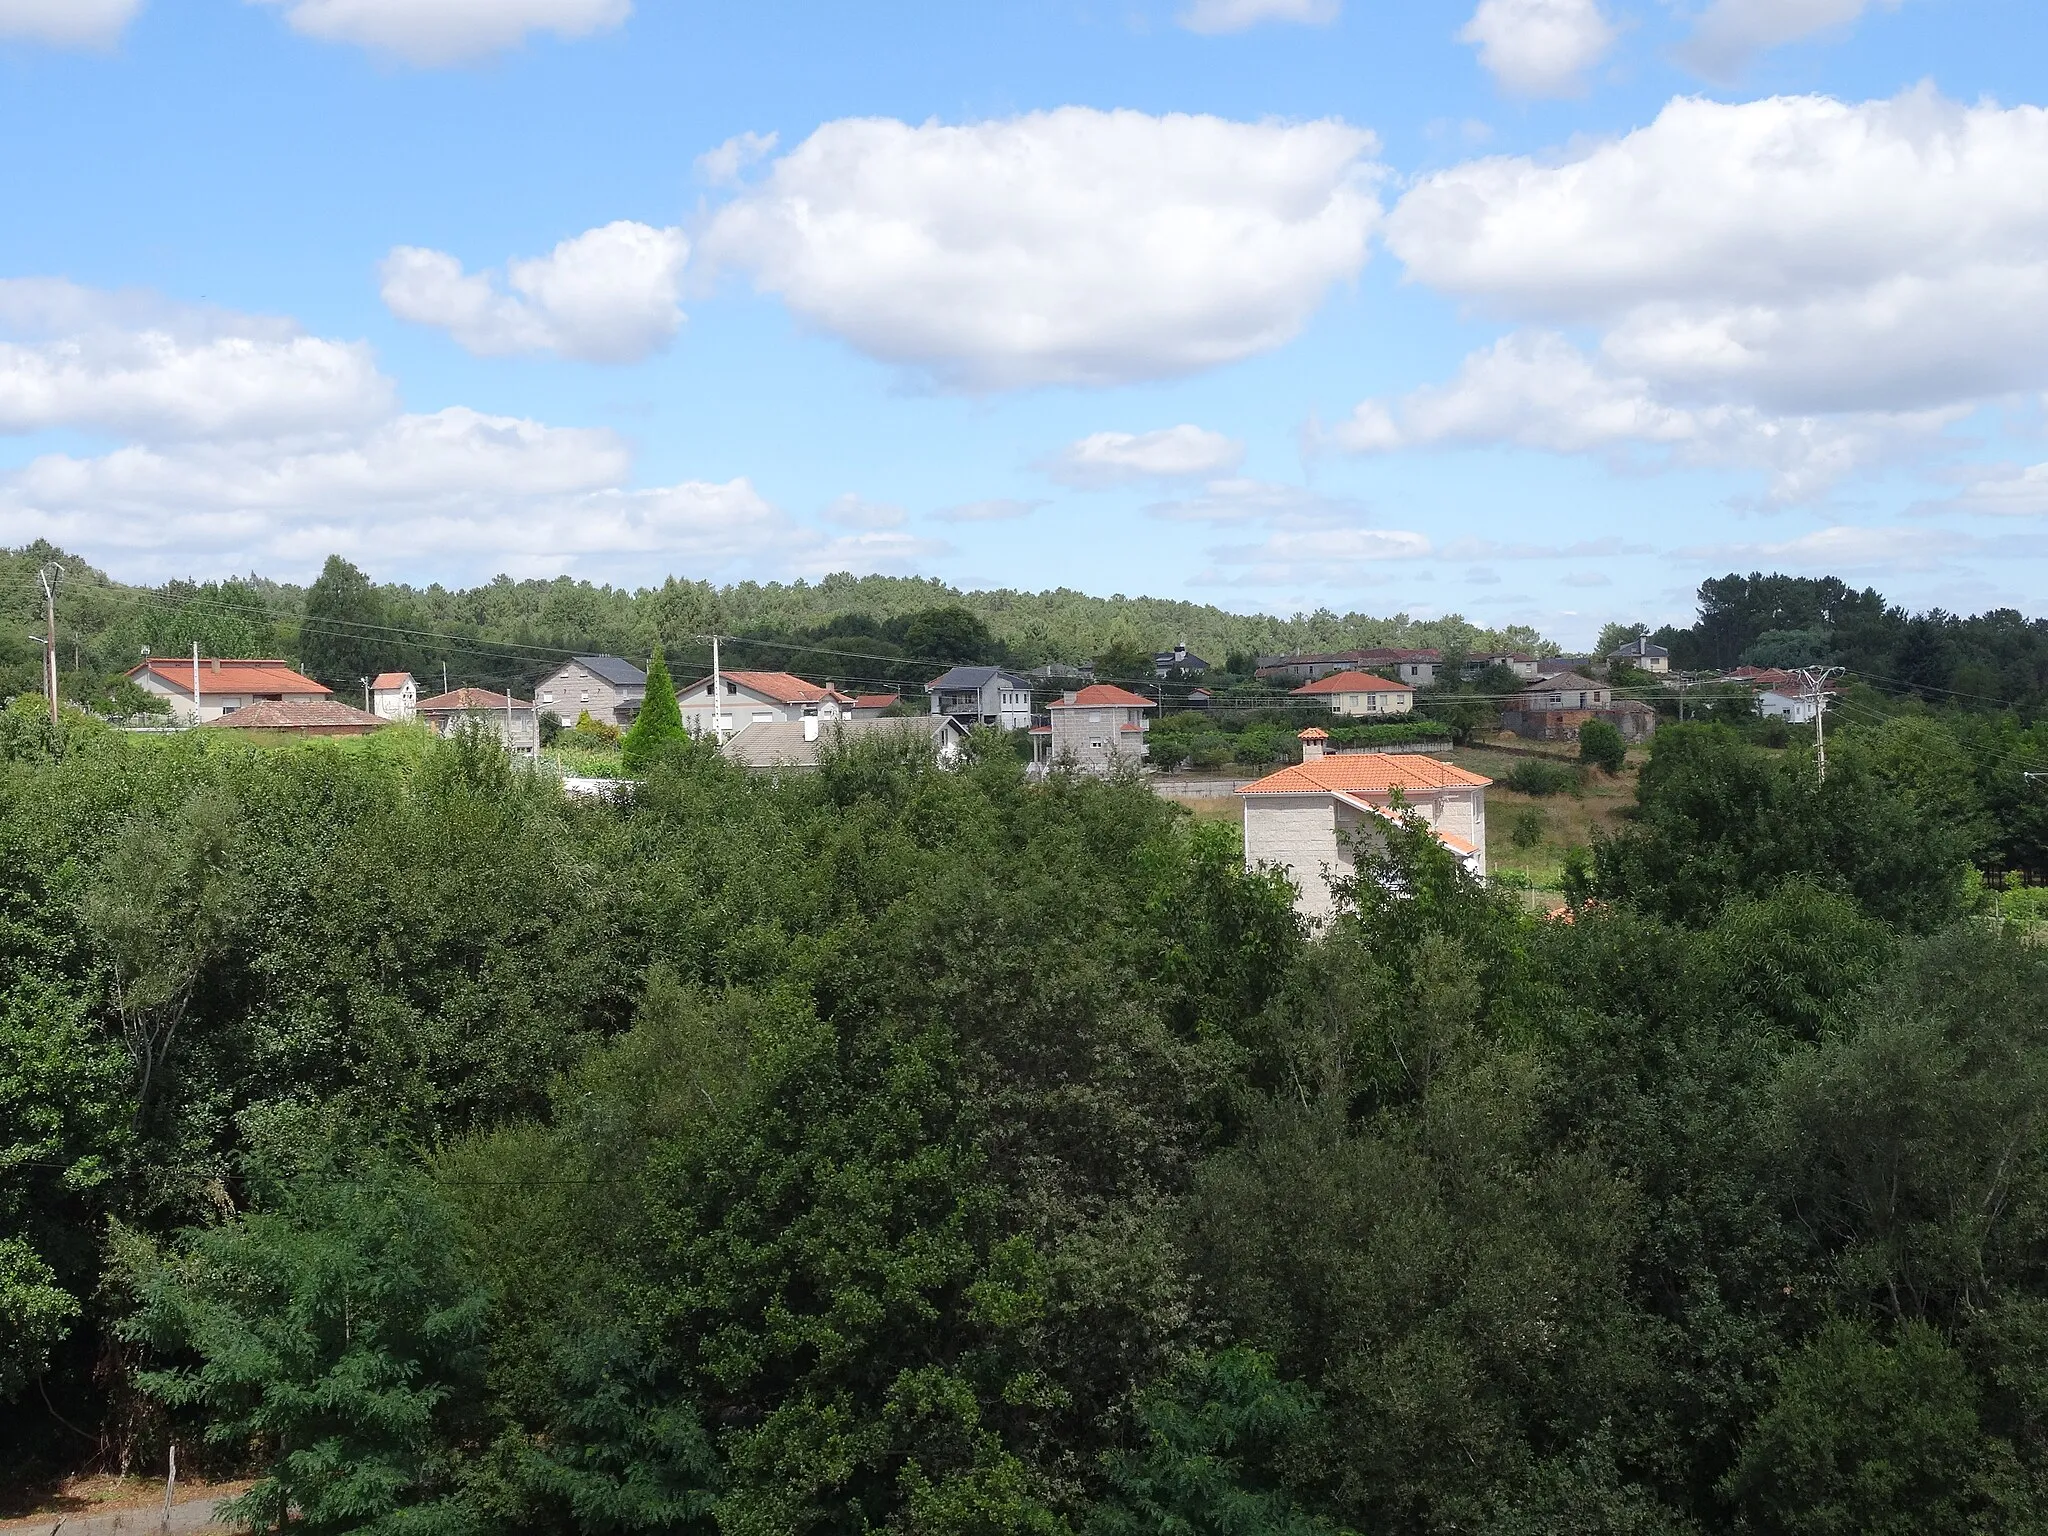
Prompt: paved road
<box><xmin>0</xmin><ymin>1494</ymin><xmax>228</xmax><ymax>1535</ymax></box>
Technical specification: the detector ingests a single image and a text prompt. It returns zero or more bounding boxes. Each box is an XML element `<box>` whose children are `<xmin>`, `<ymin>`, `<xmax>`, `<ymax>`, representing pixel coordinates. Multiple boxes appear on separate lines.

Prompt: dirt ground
<box><xmin>0</xmin><ymin>1476</ymin><xmax>251</xmax><ymax>1529</ymax></box>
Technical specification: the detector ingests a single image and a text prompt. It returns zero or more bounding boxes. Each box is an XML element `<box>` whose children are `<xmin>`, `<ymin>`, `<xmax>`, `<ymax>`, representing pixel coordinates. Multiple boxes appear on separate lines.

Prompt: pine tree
<box><xmin>621</xmin><ymin>646</ymin><xmax>685</xmax><ymax>771</ymax></box>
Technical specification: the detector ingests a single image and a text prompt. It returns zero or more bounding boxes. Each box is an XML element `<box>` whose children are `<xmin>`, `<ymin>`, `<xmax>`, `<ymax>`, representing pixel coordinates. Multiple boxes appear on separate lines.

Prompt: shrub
<box><xmin>1579</xmin><ymin>718</ymin><xmax>1626</xmax><ymax>773</ymax></box>
<box><xmin>1508</xmin><ymin>806</ymin><xmax>1546</xmax><ymax>850</ymax></box>
<box><xmin>1504</xmin><ymin>759</ymin><xmax>1578</xmax><ymax>797</ymax></box>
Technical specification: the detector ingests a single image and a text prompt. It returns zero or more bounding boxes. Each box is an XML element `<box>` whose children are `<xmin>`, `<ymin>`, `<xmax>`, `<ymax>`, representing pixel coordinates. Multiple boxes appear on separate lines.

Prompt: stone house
<box><xmin>1031</xmin><ymin>684</ymin><xmax>1155</xmax><ymax>773</ymax></box>
<box><xmin>720</xmin><ymin>714</ymin><xmax>969</xmax><ymax>772</ymax></box>
<box><xmin>1499</xmin><ymin>674</ymin><xmax>1659</xmax><ymax>744</ymax></box>
<box><xmin>674</xmin><ymin>670</ymin><xmax>850</xmax><ymax>737</ymax></box>
<box><xmin>534</xmin><ymin>655</ymin><xmax>647</xmax><ymax>729</ymax></box>
<box><xmin>125</xmin><ymin>657</ymin><xmax>330</xmax><ymax>724</ymax></box>
<box><xmin>1239</xmin><ymin>732</ymin><xmax>1491</xmax><ymax>923</ymax></box>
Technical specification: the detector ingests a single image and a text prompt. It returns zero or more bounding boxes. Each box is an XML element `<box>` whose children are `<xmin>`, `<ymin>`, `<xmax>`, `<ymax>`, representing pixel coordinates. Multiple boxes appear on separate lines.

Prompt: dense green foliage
<box><xmin>620</xmin><ymin>648</ymin><xmax>685</xmax><ymax>772</ymax></box>
<box><xmin>5</xmin><ymin>563</ymin><xmax>2048</xmax><ymax>1531</ymax></box>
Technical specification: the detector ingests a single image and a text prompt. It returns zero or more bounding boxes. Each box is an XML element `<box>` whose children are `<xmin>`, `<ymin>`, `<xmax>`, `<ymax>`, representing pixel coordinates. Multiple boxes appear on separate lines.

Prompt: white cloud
<box><xmin>1929</xmin><ymin>462</ymin><xmax>2048</xmax><ymax>518</ymax></box>
<box><xmin>1177</xmin><ymin>0</ymin><xmax>1340</xmax><ymax>35</ymax></box>
<box><xmin>695</xmin><ymin>131</ymin><xmax>778</xmax><ymax>187</ymax></box>
<box><xmin>1440</xmin><ymin>534</ymin><xmax>1652</xmax><ymax>559</ymax></box>
<box><xmin>1458</xmin><ymin>0</ymin><xmax>1616</xmax><ymax>98</ymax></box>
<box><xmin>1325</xmin><ymin>331</ymin><xmax>1954</xmax><ymax>504</ymax></box>
<box><xmin>1145</xmin><ymin>477</ymin><xmax>1367</xmax><ymax>525</ymax></box>
<box><xmin>700</xmin><ymin>108</ymin><xmax>1381</xmax><ymax>389</ymax></box>
<box><xmin>380</xmin><ymin>222</ymin><xmax>688</xmax><ymax>364</ymax></box>
<box><xmin>249</xmin><ymin>0</ymin><xmax>630</xmax><ymax>66</ymax></box>
<box><xmin>0</xmin><ymin>0</ymin><xmax>140</xmax><ymax>47</ymax></box>
<box><xmin>1680</xmin><ymin>0</ymin><xmax>1901</xmax><ymax>82</ymax></box>
<box><xmin>0</xmin><ymin>278</ymin><xmax>392</xmax><ymax>440</ymax></box>
<box><xmin>1675</xmin><ymin>523</ymin><xmax>1961</xmax><ymax>572</ymax></box>
<box><xmin>1387</xmin><ymin>89</ymin><xmax>2048</xmax><ymax>416</ymax></box>
<box><xmin>933</xmin><ymin>498</ymin><xmax>1044</xmax><ymax>522</ymax></box>
<box><xmin>822</xmin><ymin>493</ymin><xmax>907</xmax><ymax>530</ymax></box>
<box><xmin>1199</xmin><ymin>524</ymin><xmax>1432</xmax><ymax>587</ymax></box>
<box><xmin>1561</xmin><ymin>570</ymin><xmax>1612</xmax><ymax>587</ymax></box>
<box><xmin>1047</xmin><ymin>424</ymin><xmax>1244</xmax><ymax>487</ymax></box>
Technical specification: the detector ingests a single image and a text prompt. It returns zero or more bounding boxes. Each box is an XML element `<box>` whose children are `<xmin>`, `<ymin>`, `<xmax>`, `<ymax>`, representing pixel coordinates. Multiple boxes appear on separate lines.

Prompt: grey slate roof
<box><xmin>573</xmin><ymin>654</ymin><xmax>647</xmax><ymax>687</ymax></box>
<box><xmin>926</xmin><ymin>665</ymin><xmax>1029</xmax><ymax>692</ymax></box>
<box><xmin>1523</xmin><ymin>672</ymin><xmax>1603</xmax><ymax>693</ymax></box>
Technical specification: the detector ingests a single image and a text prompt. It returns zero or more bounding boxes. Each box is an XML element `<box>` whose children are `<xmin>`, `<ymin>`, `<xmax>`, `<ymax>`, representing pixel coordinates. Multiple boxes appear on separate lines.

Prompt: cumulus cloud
<box><xmin>1324</xmin><ymin>331</ymin><xmax>1955</xmax><ymax>504</ymax></box>
<box><xmin>0</xmin><ymin>0</ymin><xmax>141</xmax><ymax>47</ymax></box>
<box><xmin>1680</xmin><ymin>0</ymin><xmax>1902</xmax><ymax>82</ymax></box>
<box><xmin>1458</xmin><ymin>0</ymin><xmax>1616</xmax><ymax>98</ymax></box>
<box><xmin>380</xmin><ymin>222</ymin><xmax>688</xmax><ymax>364</ymax></box>
<box><xmin>249</xmin><ymin>0</ymin><xmax>630</xmax><ymax>66</ymax></box>
<box><xmin>933</xmin><ymin>498</ymin><xmax>1044</xmax><ymax>523</ymax></box>
<box><xmin>700</xmin><ymin>108</ymin><xmax>1381</xmax><ymax>390</ymax></box>
<box><xmin>822</xmin><ymin>493</ymin><xmax>907</xmax><ymax>530</ymax></box>
<box><xmin>0</xmin><ymin>278</ymin><xmax>392</xmax><ymax>440</ymax></box>
<box><xmin>1046</xmin><ymin>425</ymin><xmax>1244</xmax><ymax>487</ymax></box>
<box><xmin>1387</xmin><ymin>88</ymin><xmax>2048</xmax><ymax>417</ymax></box>
<box><xmin>1177</xmin><ymin>0</ymin><xmax>1340</xmax><ymax>35</ymax></box>
<box><xmin>1927</xmin><ymin>462</ymin><xmax>2048</xmax><ymax>518</ymax></box>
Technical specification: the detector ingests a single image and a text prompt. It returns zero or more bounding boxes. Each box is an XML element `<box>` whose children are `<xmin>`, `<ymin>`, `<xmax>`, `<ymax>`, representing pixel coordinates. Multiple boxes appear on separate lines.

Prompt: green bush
<box><xmin>1508</xmin><ymin>806</ymin><xmax>1546</xmax><ymax>849</ymax></box>
<box><xmin>1504</xmin><ymin>759</ymin><xmax>1578</xmax><ymax>796</ymax></box>
<box><xmin>1579</xmin><ymin>718</ymin><xmax>1626</xmax><ymax>773</ymax></box>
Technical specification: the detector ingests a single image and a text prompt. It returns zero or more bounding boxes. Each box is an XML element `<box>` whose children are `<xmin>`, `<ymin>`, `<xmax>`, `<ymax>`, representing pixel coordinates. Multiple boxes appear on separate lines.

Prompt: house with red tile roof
<box><xmin>418</xmin><ymin>686</ymin><xmax>539</xmax><ymax>756</ymax></box>
<box><xmin>848</xmin><ymin>693</ymin><xmax>902</xmax><ymax>717</ymax></box>
<box><xmin>1238</xmin><ymin>730</ymin><xmax>1491</xmax><ymax>921</ymax></box>
<box><xmin>673</xmin><ymin>670</ymin><xmax>851</xmax><ymax>737</ymax></box>
<box><xmin>370</xmin><ymin>672</ymin><xmax>418</xmax><ymax>722</ymax></box>
<box><xmin>205</xmin><ymin>698</ymin><xmax>388</xmax><ymax>737</ymax></box>
<box><xmin>1033</xmin><ymin>684</ymin><xmax>1156</xmax><ymax>774</ymax></box>
<box><xmin>125</xmin><ymin>656</ymin><xmax>330</xmax><ymax>724</ymax></box>
<box><xmin>1290</xmin><ymin>669</ymin><xmax>1415</xmax><ymax>718</ymax></box>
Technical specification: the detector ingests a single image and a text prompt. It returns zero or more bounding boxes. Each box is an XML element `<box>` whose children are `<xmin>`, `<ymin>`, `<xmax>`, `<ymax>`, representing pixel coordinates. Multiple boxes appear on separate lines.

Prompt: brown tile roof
<box><xmin>1298</xmin><ymin>727</ymin><xmax>1331</xmax><ymax>739</ymax></box>
<box><xmin>129</xmin><ymin>658</ymin><xmax>329</xmax><ymax>697</ymax></box>
<box><xmin>1051</xmin><ymin>684</ymin><xmax>1156</xmax><ymax>709</ymax></box>
<box><xmin>418</xmin><ymin>687</ymin><xmax>532</xmax><ymax>711</ymax></box>
<box><xmin>1237</xmin><ymin>754</ymin><xmax>1492</xmax><ymax>795</ymax></box>
<box><xmin>1292</xmin><ymin>669</ymin><xmax>1411</xmax><ymax>695</ymax></box>
<box><xmin>850</xmin><ymin>693</ymin><xmax>901</xmax><ymax>710</ymax></box>
<box><xmin>370</xmin><ymin>672</ymin><xmax>414</xmax><ymax>691</ymax></box>
<box><xmin>686</xmin><ymin>670</ymin><xmax>842</xmax><ymax>705</ymax></box>
<box><xmin>1522</xmin><ymin>673</ymin><xmax>1602</xmax><ymax>693</ymax></box>
<box><xmin>205</xmin><ymin>698</ymin><xmax>386</xmax><ymax>732</ymax></box>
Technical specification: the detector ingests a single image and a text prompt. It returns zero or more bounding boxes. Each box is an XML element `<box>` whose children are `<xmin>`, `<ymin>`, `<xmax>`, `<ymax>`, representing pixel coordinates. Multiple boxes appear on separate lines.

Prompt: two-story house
<box><xmin>1289</xmin><ymin>669</ymin><xmax>1416</xmax><ymax>717</ymax></box>
<box><xmin>1239</xmin><ymin>732</ymin><xmax>1491</xmax><ymax>922</ymax></box>
<box><xmin>1607</xmin><ymin>637</ymin><xmax>1671</xmax><ymax>675</ymax></box>
<box><xmin>675</xmin><ymin>670</ymin><xmax>850</xmax><ymax>736</ymax></box>
<box><xmin>1031</xmin><ymin>684</ymin><xmax>1155</xmax><ymax>773</ymax></box>
<box><xmin>1153</xmin><ymin>643</ymin><xmax>1210</xmax><ymax>678</ymax></box>
<box><xmin>534</xmin><ymin>655</ymin><xmax>647</xmax><ymax>728</ymax></box>
<box><xmin>1500</xmin><ymin>673</ymin><xmax>1659</xmax><ymax>744</ymax></box>
<box><xmin>125</xmin><ymin>656</ymin><xmax>331</xmax><ymax>724</ymax></box>
<box><xmin>926</xmin><ymin>666</ymin><xmax>1033</xmax><ymax>730</ymax></box>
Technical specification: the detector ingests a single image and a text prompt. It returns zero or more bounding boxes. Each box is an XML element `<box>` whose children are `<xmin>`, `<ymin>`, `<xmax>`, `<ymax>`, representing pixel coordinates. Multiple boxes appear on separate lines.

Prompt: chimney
<box><xmin>803</xmin><ymin>714</ymin><xmax>820</xmax><ymax>743</ymax></box>
<box><xmin>210</xmin><ymin>657</ymin><xmax>220</xmax><ymax>673</ymax></box>
<box><xmin>1298</xmin><ymin>727</ymin><xmax>1329</xmax><ymax>761</ymax></box>
<box><xmin>1063</xmin><ymin>690</ymin><xmax>1077</xmax><ymax>705</ymax></box>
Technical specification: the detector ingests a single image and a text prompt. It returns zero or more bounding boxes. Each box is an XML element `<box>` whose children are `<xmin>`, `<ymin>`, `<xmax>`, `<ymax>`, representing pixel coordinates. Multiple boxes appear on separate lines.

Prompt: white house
<box><xmin>1759</xmin><ymin>688</ymin><xmax>1825</xmax><ymax>724</ymax></box>
<box><xmin>417</xmin><ymin>686</ymin><xmax>540</xmax><ymax>756</ymax></box>
<box><xmin>675</xmin><ymin>670</ymin><xmax>849</xmax><ymax>737</ymax></box>
<box><xmin>1289</xmin><ymin>669</ymin><xmax>1416</xmax><ymax>718</ymax></box>
<box><xmin>370</xmin><ymin>671</ymin><xmax>418</xmax><ymax>722</ymax></box>
<box><xmin>927</xmin><ymin>666</ymin><xmax>1034</xmax><ymax>730</ymax></box>
<box><xmin>1608</xmin><ymin>636</ymin><xmax>1671</xmax><ymax>675</ymax></box>
<box><xmin>1239</xmin><ymin>731</ymin><xmax>1491</xmax><ymax>923</ymax></box>
<box><xmin>125</xmin><ymin>657</ymin><xmax>331</xmax><ymax>725</ymax></box>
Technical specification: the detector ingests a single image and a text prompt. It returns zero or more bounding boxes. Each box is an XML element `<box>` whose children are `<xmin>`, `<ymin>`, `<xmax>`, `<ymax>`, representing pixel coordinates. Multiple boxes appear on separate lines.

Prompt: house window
<box><xmin>1089</xmin><ymin>711</ymin><xmax>1102</xmax><ymax>722</ymax></box>
<box><xmin>541</xmin><ymin>691</ymin><xmax>553</xmax><ymax>703</ymax></box>
<box><xmin>1089</xmin><ymin>739</ymin><xmax>1105</xmax><ymax>750</ymax></box>
<box><xmin>751</xmin><ymin>711</ymin><xmax>773</xmax><ymax>723</ymax></box>
<box><xmin>580</xmin><ymin>690</ymin><xmax>590</xmax><ymax>703</ymax></box>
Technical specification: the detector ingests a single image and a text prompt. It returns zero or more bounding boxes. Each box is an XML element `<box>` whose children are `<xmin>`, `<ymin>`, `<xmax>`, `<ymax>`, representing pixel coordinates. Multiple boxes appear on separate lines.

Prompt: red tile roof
<box><xmin>1292</xmin><ymin>670</ymin><xmax>1411</xmax><ymax>696</ymax></box>
<box><xmin>206</xmin><ymin>698</ymin><xmax>386</xmax><ymax>732</ymax></box>
<box><xmin>686</xmin><ymin>670</ymin><xmax>843</xmax><ymax>705</ymax></box>
<box><xmin>128</xmin><ymin>658</ymin><xmax>330</xmax><ymax>698</ymax></box>
<box><xmin>850</xmin><ymin>693</ymin><xmax>901</xmax><ymax>710</ymax></box>
<box><xmin>418</xmin><ymin>687</ymin><xmax>532</xmax><ymax>711</ymax></box>
<box><xmin>1051</xmin><ymin>684</ymin><xmax>1155</xmax><ymax>709</ymax></box>
<box><xmin>370</xmin><ymin>672</ymin><xmax>414</xmax><ymax>691</ymax></box>
<box><xmin>1237</xmin><ymin>754</ymin><xmax>1491</xmax><ymax>795</ymax></box>
<box><xmin>1298</xmin><ymin>727</ymin><xmax>1330</xmax><ymax>739</ymax></box>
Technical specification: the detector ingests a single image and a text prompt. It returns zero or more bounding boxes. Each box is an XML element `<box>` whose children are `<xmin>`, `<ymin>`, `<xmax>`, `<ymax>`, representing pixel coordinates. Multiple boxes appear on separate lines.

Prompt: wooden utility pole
<box><xmin>38</xmin><ymin>563</ymin><xmax>60</xmax><ymax>727</ymax></box>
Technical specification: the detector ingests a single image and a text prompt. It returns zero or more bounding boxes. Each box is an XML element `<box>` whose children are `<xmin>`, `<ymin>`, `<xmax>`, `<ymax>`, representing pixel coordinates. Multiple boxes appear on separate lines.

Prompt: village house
<box><xmin>1255</xmin><ymin>648</ymin><xmax>1442</xmax><ymax>686</ymax></box>
<box><xmin>847</xmin><ymin>693</ymin><xmax>902</xmax><ymax>718</ymax></box>
<box><xmin>675</xmin><ymin>670</ymin><xmax>849</xmax><ymax>736</ymax></box>
<box><xmin>1239</xmin><ymin>731</ymin><xmax>1491</xmax><ymax>922</ymax></box>
<box><xmin>1290</xmin><ymin>669</ymin><xmax>1416</xmax><ymax>718</ymax></box>
<box><xmin>370</xmin><ymin>672</ymin><xmax>417</xmax><ymax>722</ymax></box>
<box><xmin>1031</xmin><ymin>684</ymin><xmax>1155</xmax><ymax>773</ymax></box>
<box><xmin>533</xmin><ymin>655</ymin><xmax>647</xmax><ymax>728</ymax></box>
<box><xmin>1759</xmin><ymin>686</ymin><xmax>1826</xmax><ymax>724</ymax></box>
<box><xmin>1153</xmin><ymin>643</ymin><xmax>1210</xmax><ymax>677</ymax></box>
<box><xmin>721</xmin><ymin>714</ymin><xmax>969</xmax><ymax>772</ymax></box>
<box><xmin>926</xmin><ymin>666</ymin><xmax>1034</xmax><ymax>730</ymax></box>
<box><xmin>125</xmin><ymin>656</ymin><xmax>331</xmax><ymax>724</ymax></box>
<box><xmin>1608</xmin><ymin>636</ymin><xmax>1671</xmax><ymax>675</ymax></box>
<box><xmin>206</xmin><ymin>698</ymin><xmax>388</xmax><ymax>737</ymax></box>
<box><xmin>1461</xmin><ymin>653</ymin><xmax>1542</xmax><ymax>680</ymax></box>
<box><xmin>417</xmin><ymin>686</ymin><xmax>540</xmax><ymax>756</ymax></box>
<box><xmin>1499</xmin><ymin>673</ymin><xmax>1659</xmax><ymax>744</ymax></box>
<box><xmin>1531</xmin><ymin>655</ymin><xmax>1598</xmax><ymax>680</ymax></box>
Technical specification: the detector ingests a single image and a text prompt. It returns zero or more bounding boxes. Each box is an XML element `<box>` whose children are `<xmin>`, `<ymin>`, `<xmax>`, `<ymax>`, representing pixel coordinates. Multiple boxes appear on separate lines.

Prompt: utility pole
<box><xmin>1796</xmin><ymin>666</ymin><xmax>1845</xmax><ymax>784</ymax></box>
<box><xmin>710</xmin><ymin>633</ymin><xmax>726</xmax><ymax>745</ymax></box>
<box><xmin>37</xmin><ymin>563</ymin><xmax>60</xmax><ymax>727</ymax></box>
<box><xmin>360</xmin><ymin>677</ymin><xmax>371</xmax><ymax>711</ymax></box>
<box><xmin>192</xmin><ymin>641</ymin><xmax>202</xmax><ymax>727</ymax></box>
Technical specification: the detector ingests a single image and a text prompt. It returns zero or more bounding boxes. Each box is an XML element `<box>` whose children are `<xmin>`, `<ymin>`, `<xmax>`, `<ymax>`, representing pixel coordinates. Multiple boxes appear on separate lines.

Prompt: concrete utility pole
<box><xmin>1796</xmin><ymin>666</ymin><xmax>1846</xmax><ymax>784</ymax></box>
<box><xmin>192</xmin><ymin>641</ymin><xmax>202</xmax><ymax>726</ymax></box>
<box><xmin>37</xmin><ymin>563</ymin><xmax>60</xmax><ymax>727</ymax></box>
<box><xmin>711</xmin><ymin>633</ymin><xmax>726</xmax><ymax>745</ymax></box>
<box><xmin>360</xmin><ymin>677</ymin><xmax>371</xmax><ymax>711</ymax></box>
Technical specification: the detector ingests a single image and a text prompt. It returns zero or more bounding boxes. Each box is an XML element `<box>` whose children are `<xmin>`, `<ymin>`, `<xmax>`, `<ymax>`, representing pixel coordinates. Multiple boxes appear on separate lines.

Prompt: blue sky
<box><xmin>3</xmin><ymin>0</ymin><xmax>2046</xmax><ymax>647</ymax></box>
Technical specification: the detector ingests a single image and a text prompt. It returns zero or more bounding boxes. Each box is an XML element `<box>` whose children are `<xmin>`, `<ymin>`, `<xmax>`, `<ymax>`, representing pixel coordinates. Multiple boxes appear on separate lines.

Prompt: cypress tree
<box><xmin>621</xmin><ymin>646</ymin><xmax>685</xmax><ymax>771</ymax></box>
